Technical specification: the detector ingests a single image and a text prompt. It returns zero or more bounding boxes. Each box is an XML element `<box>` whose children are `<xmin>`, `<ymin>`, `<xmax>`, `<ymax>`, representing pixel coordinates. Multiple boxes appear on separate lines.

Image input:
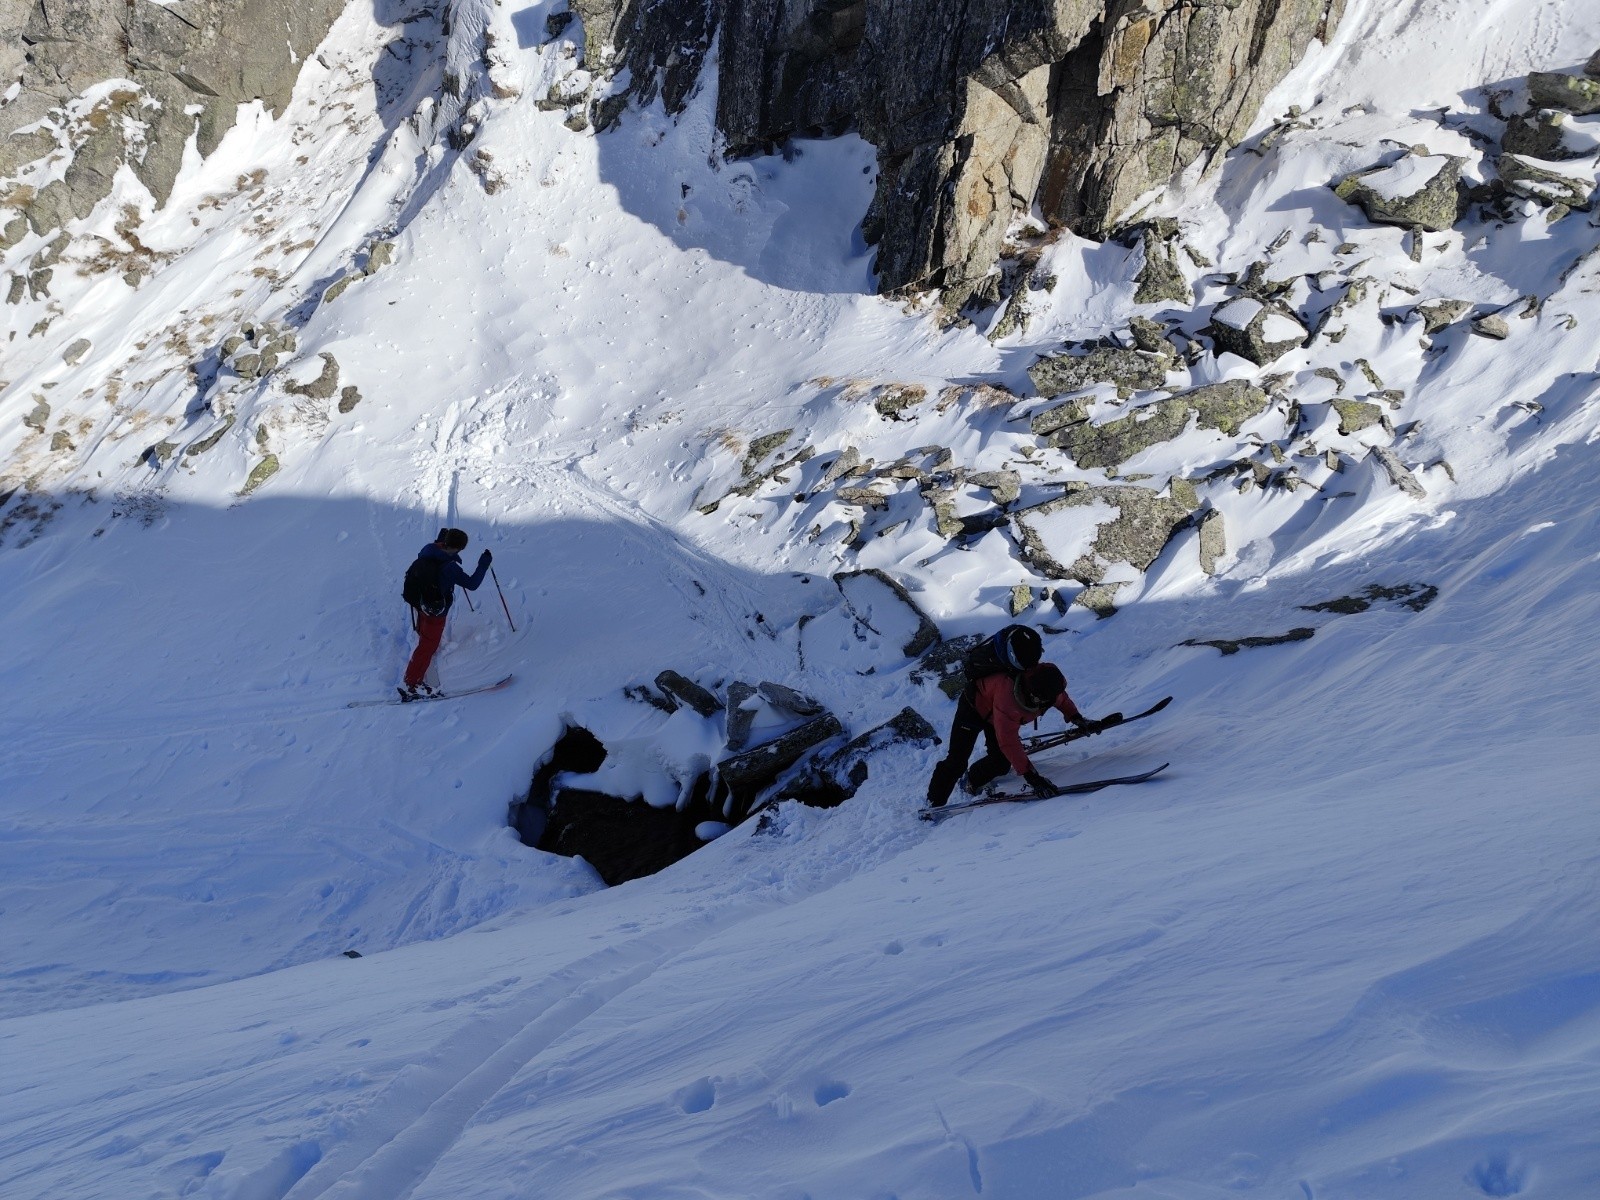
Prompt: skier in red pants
<box><xmin>400</xmin><ymin>528</ymin><xmax>492</xmax><ymax>701</ymax></box>
<box><xmin>926</xmin><ymin>663</ymin><xmax>1106</xmax><ymax>807</ymax></box>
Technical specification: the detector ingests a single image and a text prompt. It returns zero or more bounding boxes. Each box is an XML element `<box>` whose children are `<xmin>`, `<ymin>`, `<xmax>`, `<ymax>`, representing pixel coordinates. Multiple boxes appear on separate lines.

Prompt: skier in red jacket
<box><xmin>926</xmin><ymin>663</ymin><xmax>1104</xmax><ymax>807</ymax></box>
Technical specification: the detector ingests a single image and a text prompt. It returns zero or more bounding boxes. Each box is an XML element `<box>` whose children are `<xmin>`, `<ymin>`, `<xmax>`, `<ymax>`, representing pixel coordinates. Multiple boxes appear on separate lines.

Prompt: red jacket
<box><xmin>971</xmin><ymin>672</ymin><xmax>1084</xmax><ymax>776</ymax></box>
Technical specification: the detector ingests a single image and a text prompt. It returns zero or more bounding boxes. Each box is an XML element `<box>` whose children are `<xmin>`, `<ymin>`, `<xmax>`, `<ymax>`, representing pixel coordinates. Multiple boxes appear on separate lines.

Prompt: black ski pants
<box><xmin>926</xmin><ymin>687</ymin><xmax>1013</xmax><ymax>806</ymax></box>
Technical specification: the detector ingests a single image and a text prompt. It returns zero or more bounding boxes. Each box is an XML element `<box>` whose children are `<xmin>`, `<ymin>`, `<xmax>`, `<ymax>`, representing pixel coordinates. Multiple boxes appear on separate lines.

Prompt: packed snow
<box><xmin>3</xmin><ymin>0</ymin><xmax>1600</xmax><ymax>1197</ymax></box>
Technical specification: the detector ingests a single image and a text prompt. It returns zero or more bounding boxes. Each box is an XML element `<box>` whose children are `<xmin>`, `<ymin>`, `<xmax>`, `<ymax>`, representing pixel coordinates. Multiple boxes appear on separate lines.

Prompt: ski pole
<box><xmin>491</xmin><ymin>566</ymin><xmax>516</xmax><ymax>632</ymax></box>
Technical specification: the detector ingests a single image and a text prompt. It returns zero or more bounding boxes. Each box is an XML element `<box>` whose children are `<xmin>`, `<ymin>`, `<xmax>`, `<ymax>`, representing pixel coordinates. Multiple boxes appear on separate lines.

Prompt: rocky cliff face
<box><xmin>1</xmin><ymin>0</ymin><xmax>1343</xmax><ymax>298</ymax></box>
<box><xmin>0</xmin><ymin>0</ymin><xmax>346</xmax><ymax>244</ymax></box>
<box><xmin>570</xmin><ymin>0</ymin><xmax>1346</xmax><ymax>300</ymax></box>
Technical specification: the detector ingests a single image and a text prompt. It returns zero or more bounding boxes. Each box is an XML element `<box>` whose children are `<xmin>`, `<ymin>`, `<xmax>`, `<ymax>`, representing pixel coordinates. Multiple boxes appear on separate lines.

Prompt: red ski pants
<box><xmin>404</xmin><ymin>612</ymin><xmax>447</xmax><ymax>686</ymax></box>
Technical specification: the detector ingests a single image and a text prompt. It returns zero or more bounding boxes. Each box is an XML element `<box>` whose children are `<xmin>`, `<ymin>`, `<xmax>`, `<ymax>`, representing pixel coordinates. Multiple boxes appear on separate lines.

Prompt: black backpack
<box><xmin>402</xmin><ymin>555</ymin><xmax>452</xmax><ymax>616</ymax></box>
<box><xmin>961</xmin><ymin>624</ymin><xmax>1042</xmax><ymax>690</ymax></box>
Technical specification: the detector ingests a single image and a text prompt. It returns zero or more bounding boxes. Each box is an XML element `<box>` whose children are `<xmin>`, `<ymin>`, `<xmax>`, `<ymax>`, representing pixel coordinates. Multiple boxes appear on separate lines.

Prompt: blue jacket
<box><xmin>414</xmin><ymin>543</ymin><xmax>488</xmax><ymax>613</ymax></box>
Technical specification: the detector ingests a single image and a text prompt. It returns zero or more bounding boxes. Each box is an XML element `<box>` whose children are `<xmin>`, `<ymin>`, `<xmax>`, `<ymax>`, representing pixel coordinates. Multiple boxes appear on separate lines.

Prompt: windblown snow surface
<box><xmin>3</xmin><ymin>0</ymin><xmax>1600</xmax><ymax>1196</ymax></box>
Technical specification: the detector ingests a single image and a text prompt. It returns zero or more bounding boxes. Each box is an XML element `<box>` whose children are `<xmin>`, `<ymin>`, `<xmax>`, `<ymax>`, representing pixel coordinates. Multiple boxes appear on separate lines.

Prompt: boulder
<box><xmin>241</xmin><ymin>454</ymin><xmax>280</xmax><ymax>496</ymax></box>
<box><xmin>284</xmin><ymin>353</ymin><xmax>340</xmax><ymax>400</ymax></box>
<box><xmin>967</xmin><ymin>469</ymin><xmax>1021</xmax><ymax>505</ymax></box>
<box><xmin>1497</xmin><ymin>154</ymin><xmax>1594</xmax><ymax>208</ymax></box>
<box><xmin>1472</xmin><ymin>313</ymin><xmax>1510</xmax><ymax>340</ymax></box>
<box><xmin>697</xmin><ymin>433</ymin><xmax>814</xmax><ymax>514</ymax></box>
<box><xmin>61</xmin><ymin>337</ymin><xmax>91</xmax><ymax>366</ymax></box>
<box><xmin>757</xmin><ymin>682</ymin><xmax>825</xmax><ymax>716</ymax></box>
<box><xmin>1205</xmin><ymin>296</ymin><xmax>1307</xmax><ymax>365</ymax></box>
<box><xmin>1052</xmin><ymin>380</ymin><xmax>1269</xmax><ymax>470</ymax></box>
<box><xmin>1131</xmin><ymin>220</ymin><xmax>1193</xmax><ymax>305</ymax></box>
<box><xmin>142</xmin><ymin>440</ymin><xmax>178</xmax><ymax>468</ymax></box>
<box><xmin>1527</xmin><ymin>71</ymin><xmax>1600</xmax><ymax>115</ymax></box>
<box><xmin>1330</xmin><ymin>398</ymin><xmax>1384</xmax><ymax>436</ymax></box>
<box><xmin>874</xmin><ymin>383</ymin><xmax>928</xmax><ymax>419</ymax></box>
<box><xmin>1028</xmin><ymin>343</ymin><xmax>1175</xmax><ymax>399</ymax></box>
<box><xmin>717</xmin><ymin>713</ymin><xmax>845</xmax><ymax>813</ymax></box>
<box><xmin>1030</xmin><ymin>398</ymin><xmax>1090</xmax><ymax>437</ymax></box>
<box><xmin>1502</xmin><ymin>110</ymin><xmax>1592</xmax><ymax>161</ymax></box>
<box><xmin>1196</xmin><ymin>509</ymin><xmax>1226</xmax><ymax>576</ymax></box>
<box><xmin>1370</xmin><ymin>447</ymin><xmax>1426</xmax><ymax>499</ymax></box>
<box><xmin>321</xmin><ymin>274</ymin><xmax>355</xmax><ymax>306</ymax></box>
<box><xmin>365</xmin><ymin>241</ymin><xmax>397</xmax><ymax>273</ymax></box>
<box><xmin>1013</xmin><ymin>485</ymin><xmax>1191</xmax><ymax>584</ymax></box>
<box><xmin>1416</xmin><ymin>299</ymin><xmax>1472</xmax><ymax>333</ymax></box>
<box><xmin>183</xmin><ymin>415</ymin><xmax>234</xmax><ymax>458</ymax></box>
<box><xmin>819</xmin><ymin>446</ymin><xmax>865</xmax><ymax>488</ymax></box>
<box><xmin>911</xmin><ymin>633</ymin><xmax>986</xmax><ymax>698</ymax></box>
<box><xmin>1333</xmin><ymin>152</ymin><xmax>1465</xmax><ymax>231</ymax></box>
<box><xmin>836</xmin><ymin>485</ymin><xmax>890</xmax><ymax>510</ymax></box>
<box><xmin>23</xmin><ymin>400</ymin><xmax>50</xmax><ymax>434</ymax></box>
<box><xmin>1071</xmin><ymin>582</ymin><xmax>1127</xmax><ymax>618</ymax></box>
<box><xmin>1128</xmin><ymin>315</ymin><xmax>1174</xmax><ymax>354</ymax></box>
<box><xmin>654</xmin><ymin>670</ymin><xmax>724</xmax><ymax>716</ymax></box>
<box><xmin>725</xmin><ymin>681</ymin><xmax>760</xmax><ymax>751</ymax></box>
<box><xmin>772</xmin><ymin>707</ymin><xmax>940</xmax><ymax>808</ymax></box>
<box><xmin>337</xmin><ymin>386</ymin><xmax>362</xmax><ymax>414</ymax></box>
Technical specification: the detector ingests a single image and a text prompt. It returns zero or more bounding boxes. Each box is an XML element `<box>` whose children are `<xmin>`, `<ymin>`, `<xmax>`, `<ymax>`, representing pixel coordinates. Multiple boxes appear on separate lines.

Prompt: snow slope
<box><xmin>3</xmin><ymin>0</ymin><xmax>1600</xmax><ymax>1196</ymax></box>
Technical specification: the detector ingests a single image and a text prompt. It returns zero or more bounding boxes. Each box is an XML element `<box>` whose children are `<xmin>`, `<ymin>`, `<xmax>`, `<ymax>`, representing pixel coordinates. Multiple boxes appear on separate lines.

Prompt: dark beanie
<box><xmin>438</xmin><ymin>527</ymin><xmax>469</xmax><ymax>550</ymax></box>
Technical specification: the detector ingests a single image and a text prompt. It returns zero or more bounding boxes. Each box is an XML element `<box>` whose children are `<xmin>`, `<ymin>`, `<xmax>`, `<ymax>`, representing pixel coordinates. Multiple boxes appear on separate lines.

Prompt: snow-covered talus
<box><xmin>1</xmin><ymin>0</ymin><xmax>1599</xmax><ymax>1197</ymax></box>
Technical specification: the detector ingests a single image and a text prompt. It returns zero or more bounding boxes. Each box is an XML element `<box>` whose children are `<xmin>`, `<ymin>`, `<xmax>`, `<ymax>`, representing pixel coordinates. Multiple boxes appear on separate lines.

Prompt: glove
<box><xmin>478</xmin><ymin>549</ymin><xmax>493</xmax><ymax>568</ymax></box>
<box><xmin>1024</xmin><ymin>770</ymin><xmax>1059</xmax><ymax>799</ymax></box>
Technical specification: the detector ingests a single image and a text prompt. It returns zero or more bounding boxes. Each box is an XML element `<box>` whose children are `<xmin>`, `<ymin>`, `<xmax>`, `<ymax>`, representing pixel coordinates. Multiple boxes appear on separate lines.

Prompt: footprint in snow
<box><xmin>814</xmin><ymin>1081</ymin><xmax>851</xmax><ymax>1106</ymax></box>
<box><xmin>1470</xmin><ymin>1152</ymin><xmax>1529</xmax><ymax>1197</ymax></box>
<box><xmin>675</xmin><ymin>1076</ymin><xmax>716</xmax><ymax>1114</ymax></box>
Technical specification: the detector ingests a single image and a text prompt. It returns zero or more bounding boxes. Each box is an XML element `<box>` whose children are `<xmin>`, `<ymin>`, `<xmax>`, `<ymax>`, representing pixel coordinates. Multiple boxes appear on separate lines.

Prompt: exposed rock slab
<box><xmin>1013</xmin><ymin>485</ymin><xmax>1191</xmax><ymax>584</ymax></box>
<box><xmin>718</xmin><ymin>713</ymin><xmax>845</xmax><ymax>811</ymax></box>
<box><xmin>772</xmin><ymin>707</ymin><xmax>939</xmax><ymax>809</ymax></box>
<box><xmin>654</xmin><ymin>670</ymin><xmax>725</xmax><ymax>716</ymax></box>
<box><xmin>1206</xmin><ymin>297</ymin><xmax>1307</xmax><ymax>365</ymax></box>
<box><xmin>1028</xmin><ymin>343</ymin><xmax>1175</xmax><ymax>399</ymax></box>
<box><xmin>1052</xmin><ymin>380</ymin><xmax>1269</xmax><ymax>470</ymax></box>
<box><xmin>1333</xmin><ymin>152</ymin><xmax>1465</xmax><ymax>232</ymax></box>
<box><xmin>834</xmin><ymin>569</ymin><xmax>942</xmax><ymax>657</ymax></box>
<box><xmin>1527</xmin><ymin>70</ymin><xmax>1600</xmax><ymax>115</ymax></box>
<box><xmin>1498</xmin><ymin>154</ymin><xmax>1595</xmax><ymax>208</ymax></box>
<box><xmin>1182</xmin><ymin>627</ymin><xmax>1314</xmax><ymax>654</ymax></box>
<box><xmin>1197</xmin><ymin>508</ymin><xmax>1225</xmax><ymax>576</ymax></box>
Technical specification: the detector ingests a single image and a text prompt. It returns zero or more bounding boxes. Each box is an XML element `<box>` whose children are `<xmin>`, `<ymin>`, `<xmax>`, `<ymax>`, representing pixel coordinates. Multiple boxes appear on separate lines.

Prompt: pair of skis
<box><xmin>921</xmin><ymin>694</ymin><xmax>1174</xmax><ymax>823</ymax></box>
<box><xmin>921</xmin><ymin>762</ymin><xmax>1169</xmax><ymax>822</ymax></box>
<box><xmin>347</xmin><ymin>674</ymin><xmax>515</xmax><ymax>708</ymax></box>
